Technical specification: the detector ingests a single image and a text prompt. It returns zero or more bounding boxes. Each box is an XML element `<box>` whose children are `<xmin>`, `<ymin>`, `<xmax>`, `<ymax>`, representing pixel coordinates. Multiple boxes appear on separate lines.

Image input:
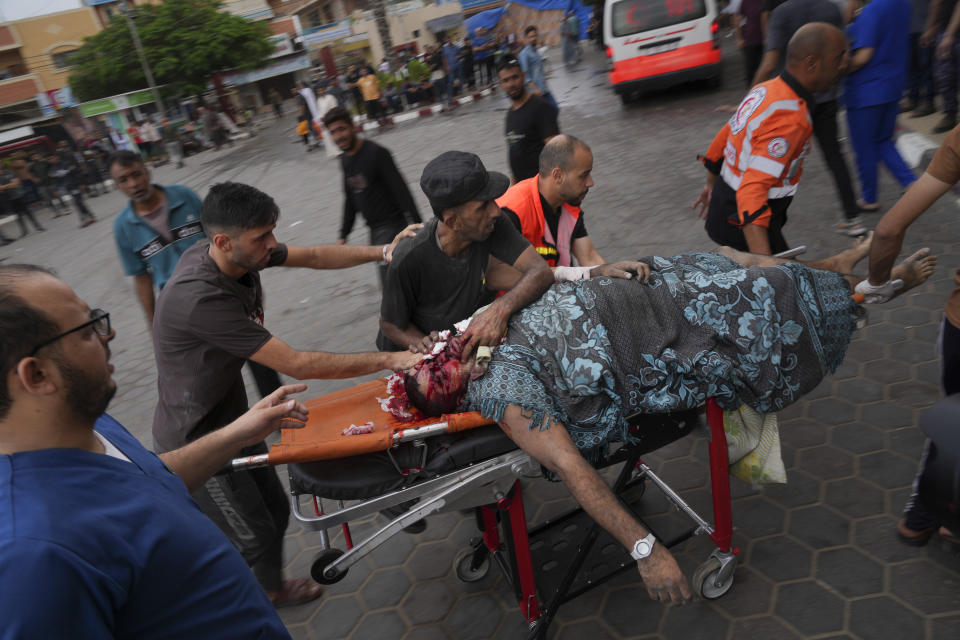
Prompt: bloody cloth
<box><xmin>465</xmin><ymin>252</ymin><xmax>858</xmax><ymax>456</ymax></box>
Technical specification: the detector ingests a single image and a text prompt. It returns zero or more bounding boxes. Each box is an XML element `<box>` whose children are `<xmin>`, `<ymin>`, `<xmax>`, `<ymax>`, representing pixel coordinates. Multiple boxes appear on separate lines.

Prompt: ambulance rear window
<box><xmin>611</xmin><ymin>0</ymin><xmax>708</xmax><ymax>37</ymax></box>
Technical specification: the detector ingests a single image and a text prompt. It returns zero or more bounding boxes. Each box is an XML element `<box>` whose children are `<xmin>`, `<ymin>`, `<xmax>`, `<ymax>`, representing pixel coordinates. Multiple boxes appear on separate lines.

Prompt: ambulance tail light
<box><xmin>711</xmin><ymin>21</ymin><xmax>720</xmax><ymax>49</ymax></box>
<box><xmin>606</xmin><ymin>46</ymin><xmax>612</xmax><ymax>58</ymax></box>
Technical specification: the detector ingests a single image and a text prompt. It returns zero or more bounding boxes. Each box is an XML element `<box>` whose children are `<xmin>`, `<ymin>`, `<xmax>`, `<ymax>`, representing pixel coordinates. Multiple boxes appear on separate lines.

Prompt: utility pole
<box><xmin>120</xmin><ymin>0</ymin><xmax>165</xmax><ymax>116</ymax></box>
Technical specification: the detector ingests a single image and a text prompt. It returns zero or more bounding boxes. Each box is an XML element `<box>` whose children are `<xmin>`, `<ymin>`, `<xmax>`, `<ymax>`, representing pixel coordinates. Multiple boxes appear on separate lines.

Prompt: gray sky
<box><xmin>0</xmin><ymin>0</ymin><xmax>83</xmax><ymax>22</ymax></box>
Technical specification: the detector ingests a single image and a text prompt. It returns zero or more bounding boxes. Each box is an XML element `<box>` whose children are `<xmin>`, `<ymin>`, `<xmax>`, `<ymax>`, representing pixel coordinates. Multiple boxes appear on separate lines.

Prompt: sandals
<box><xmin>897</xmin><ymin>518</ymin><xmax>936</xmax><ymax>546</ymax></box>
<box><xmin>857</xmin><ymin>199</ymin><xmax>881</xmax><ymax>212</ymax></box>
<box><xmin>270</xmin><ymin>578</ymin><xmax>324</xmax><ymax>609</ymax></box>
<box><xmin>832</xmin><ymin>218</ymin><xmax>868</xmax><ymax>237</ymax></box>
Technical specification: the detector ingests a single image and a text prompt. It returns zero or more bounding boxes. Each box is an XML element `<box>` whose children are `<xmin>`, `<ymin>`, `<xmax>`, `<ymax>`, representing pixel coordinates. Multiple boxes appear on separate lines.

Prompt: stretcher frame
<box><xmin>230</xmin><ymin>379</ymin><xmax>740</xmax><ymax>636</ymax></box>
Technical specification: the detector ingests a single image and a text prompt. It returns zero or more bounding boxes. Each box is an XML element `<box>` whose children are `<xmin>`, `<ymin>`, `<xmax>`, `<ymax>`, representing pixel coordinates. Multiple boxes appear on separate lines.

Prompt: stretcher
<box><xmin>230</xmin><ymin>377</ymin><xmax>740</xmax><ymax>637</ymax></box>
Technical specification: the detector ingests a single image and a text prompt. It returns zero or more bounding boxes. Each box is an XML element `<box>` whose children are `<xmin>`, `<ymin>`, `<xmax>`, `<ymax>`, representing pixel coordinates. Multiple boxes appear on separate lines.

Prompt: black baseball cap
<box><xmin>420</xmin><ymin>151</ymin><xmax>510</xmax><ymax>218</ymax></box>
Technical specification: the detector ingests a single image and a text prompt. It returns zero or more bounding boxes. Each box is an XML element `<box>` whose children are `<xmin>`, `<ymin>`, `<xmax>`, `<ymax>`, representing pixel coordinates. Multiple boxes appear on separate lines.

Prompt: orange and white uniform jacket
<box><xmin>701</xmin><ymin>72</ymin><xmax>815</xmax><ymax>229</ymax></box>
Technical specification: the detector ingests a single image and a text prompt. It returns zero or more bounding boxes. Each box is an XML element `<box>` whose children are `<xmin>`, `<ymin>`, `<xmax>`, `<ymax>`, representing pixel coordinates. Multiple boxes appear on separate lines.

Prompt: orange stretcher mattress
<box><xmin>269</xmin><ymin>379</ymin><xmax>495</xmax><ymax>465</ymax></box>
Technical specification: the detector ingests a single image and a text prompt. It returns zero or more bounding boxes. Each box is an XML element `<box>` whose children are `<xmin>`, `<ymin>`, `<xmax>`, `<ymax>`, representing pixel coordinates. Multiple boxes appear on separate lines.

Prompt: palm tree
<box><xmin>371</xmin><ymin>0</ymin><xmax>396</xmax><ymax>70</ymax></box>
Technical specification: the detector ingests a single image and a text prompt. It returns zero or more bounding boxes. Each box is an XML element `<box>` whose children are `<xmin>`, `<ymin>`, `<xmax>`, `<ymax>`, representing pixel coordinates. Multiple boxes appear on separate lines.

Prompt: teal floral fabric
<box><xmin>466</xmin><ymin>252</ymin><xmax>858</xmax><ymax>453</ymax></box>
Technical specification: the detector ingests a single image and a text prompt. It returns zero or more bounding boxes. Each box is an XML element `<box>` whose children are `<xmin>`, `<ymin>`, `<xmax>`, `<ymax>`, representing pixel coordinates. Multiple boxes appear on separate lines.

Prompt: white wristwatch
<box><xmin>630</xmin><ymin>533</ymin><xmax>657</xmax><ymax>560</ymax></box>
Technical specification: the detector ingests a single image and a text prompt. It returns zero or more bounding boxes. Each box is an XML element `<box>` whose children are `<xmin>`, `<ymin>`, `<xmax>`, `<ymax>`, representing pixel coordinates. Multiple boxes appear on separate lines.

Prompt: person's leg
<box><xmin>813</xmin><ymin>100</ymin><xmax>860</xmax><ymax>219</ymax></box>
<box><xmin>247</xmin><ymin>360</ymin><xmax>282</xmax><ymax>398</ymax></box>
<box><xmin>877</xmin><ymin>100</ymin><xmax>917</xmax><ymax>189</ymax></box>
<box><xmin>846</xmin><ymin>104</ymin><xmax>879</xmax><ymax>205</ymax></box>
<box><xmin>934</xmin><ymin>32</ymin><xmax>958</xmax><ymax>130</ymax></box>
<box><xmin>497</xmin><ymin>404</ymin><xmax>692</xmax><ymax>603</ymax></box>
<box><xmin>15</xmin><ymin>199</ymin><xmax>44</xmax><ymax>233</ymax></box>
<box><xmin>765</xmin><ymin>196</ymin><xmax>792</xmax><ymax>254</ymax></box>
<box><xmin>907</xmin><ymin>33</ymin><xmax>922</xmax><ymax>108</ymax></box>
<box><xmin>704</xmin><ymin>178</ymin><xmax>749</xmax><ymax>251</ymax></box>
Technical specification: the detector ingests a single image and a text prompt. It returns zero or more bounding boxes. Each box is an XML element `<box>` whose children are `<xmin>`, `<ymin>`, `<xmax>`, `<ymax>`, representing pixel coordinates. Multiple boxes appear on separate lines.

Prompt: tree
<box><xmin>69</xmin><ymin>0</ymin><xmax>274</xmax><ymax>101</ymax></box>
<box><xmin>371</xmin><ymin>0</ymin><xmax>396</xmax><ymax>70</ymax></box>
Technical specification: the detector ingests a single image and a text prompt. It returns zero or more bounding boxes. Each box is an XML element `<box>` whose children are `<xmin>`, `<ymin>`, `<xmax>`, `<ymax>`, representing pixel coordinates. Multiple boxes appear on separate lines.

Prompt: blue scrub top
<box><xmin>844</xmin><ymin>0</ymin><xmax>911</xmax><ymax>109</ymax></box>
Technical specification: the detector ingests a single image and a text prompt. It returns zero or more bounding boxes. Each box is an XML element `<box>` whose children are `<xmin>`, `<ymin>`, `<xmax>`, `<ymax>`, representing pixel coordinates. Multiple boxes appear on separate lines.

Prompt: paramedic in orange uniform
<box><xmin>692</xmin><ymin>22</ymin><xmax>849</xmax><ymax>255</ymax></box>
<box><xmin>497</xmin><ymin>134</ymin><xmax>607</xmax><ymax>268</ymax></box>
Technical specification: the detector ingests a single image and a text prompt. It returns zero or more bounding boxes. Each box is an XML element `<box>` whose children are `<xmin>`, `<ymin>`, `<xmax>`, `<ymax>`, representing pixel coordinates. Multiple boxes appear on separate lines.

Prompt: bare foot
<box><xmin>831</xmin><ymin>231</ymin><xmax>874</xmax><ymax>274</ymax></box>
<box><xmin>890</xmin><ymin>248</ymin><xmax>937</xmax><ymax>294</ymax></box>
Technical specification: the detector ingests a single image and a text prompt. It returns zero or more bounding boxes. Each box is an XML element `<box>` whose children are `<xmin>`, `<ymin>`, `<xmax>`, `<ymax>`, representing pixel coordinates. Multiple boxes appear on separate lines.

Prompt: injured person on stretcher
<box><xmin>382</xmin><ymin>239</ymin><xmax>936</xmax><ymax>604</ymax></box>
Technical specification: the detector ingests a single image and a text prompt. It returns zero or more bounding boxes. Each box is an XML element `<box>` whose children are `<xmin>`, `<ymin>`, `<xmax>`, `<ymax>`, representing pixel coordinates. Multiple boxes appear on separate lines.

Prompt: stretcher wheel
<box><xmin>454</xmin><ymin>548</ymin><xmax>491</xmax><ymax>582</ymax></box>
<box><xmin>310</xmin><ymin>549</ymin><xmax>347</xmax><ymax>585</ymax></box>
<box><xmin>691</xmin><ymin>556</ymin><xmax>734</xmax><ymax>599</ymax></box>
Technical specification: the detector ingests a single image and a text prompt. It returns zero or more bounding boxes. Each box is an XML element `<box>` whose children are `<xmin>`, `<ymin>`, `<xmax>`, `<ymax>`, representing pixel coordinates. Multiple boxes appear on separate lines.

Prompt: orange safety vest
<box><xmin>496</xmin><ymin>175</ymin><xmax>581</xmax><ymax>267</ymax></box>
<box><xmin>701</xmin><ymin>73</ymin><xmax>813</xmax><ymax>229</ymax></box>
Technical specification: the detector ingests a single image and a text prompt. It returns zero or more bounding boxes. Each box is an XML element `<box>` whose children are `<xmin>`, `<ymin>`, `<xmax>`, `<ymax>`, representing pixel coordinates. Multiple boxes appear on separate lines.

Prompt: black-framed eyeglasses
<box><xmin>29</xmin><ymin>309</ymin><xmax>111</xmax><ymax>357</ymax></box>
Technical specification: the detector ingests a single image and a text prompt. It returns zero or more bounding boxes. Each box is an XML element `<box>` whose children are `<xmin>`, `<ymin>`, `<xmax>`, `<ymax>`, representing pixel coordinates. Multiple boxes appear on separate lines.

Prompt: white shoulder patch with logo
<box><xmin>729</xmin><ymin>86</ymin><xmax>767</xmax><ymax>135</ymax></box>
<box><xmin>767</xmin><ymin>137</ymin><xmax>789</xmax><ymax>158</ymax></box>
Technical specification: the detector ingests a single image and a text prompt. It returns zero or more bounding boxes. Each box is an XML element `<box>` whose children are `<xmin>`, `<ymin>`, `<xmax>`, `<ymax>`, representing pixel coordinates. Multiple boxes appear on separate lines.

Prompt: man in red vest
<box><xmin>497</xmin><ymin>134</ymin><xmax>610</xmax><ymax>270</ymax></box>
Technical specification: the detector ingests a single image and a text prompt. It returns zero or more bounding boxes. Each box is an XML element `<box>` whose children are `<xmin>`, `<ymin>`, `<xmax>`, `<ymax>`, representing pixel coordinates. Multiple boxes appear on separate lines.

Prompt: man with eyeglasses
<box><xmin>0</xmin><ymin>263</ymin><xmax>307</xmax><ymax>638</ymax></box>
<box><xmin>152</xmin><ymin>182</ymin><xmax>422</xmax><ymax>607</ymax></box>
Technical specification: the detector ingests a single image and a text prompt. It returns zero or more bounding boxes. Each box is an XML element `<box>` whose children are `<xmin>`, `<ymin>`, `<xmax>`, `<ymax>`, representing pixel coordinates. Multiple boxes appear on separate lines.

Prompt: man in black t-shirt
<box><xmin>498</xmin><ymin>55</ymin><xmax>560</xmax><ymax>182</ymax></box>
<box><xmin>378</xmin><ymin>151</ymin><xmax>554</xmax><ymax>358</ymax></box>
<box><xmin>324</xmin><ymin>107</ymin><xmax>423</xmax><ymax>286</ymax></box>
<box><xmin>153</xmin><ymin>182</ymin><xmax>421</xmax><ymax>607</ymax></box>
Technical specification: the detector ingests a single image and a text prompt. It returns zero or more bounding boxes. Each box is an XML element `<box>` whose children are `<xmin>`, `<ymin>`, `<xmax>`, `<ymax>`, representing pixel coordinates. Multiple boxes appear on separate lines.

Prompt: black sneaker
<box><xmin>933</xmin><ymin>114</ymin><xmax>957</xmax><ymax>133</ymax></box>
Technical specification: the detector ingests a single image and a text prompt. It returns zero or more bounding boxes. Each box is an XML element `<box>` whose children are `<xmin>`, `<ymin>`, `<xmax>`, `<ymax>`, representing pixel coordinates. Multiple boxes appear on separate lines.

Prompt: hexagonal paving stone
<box><xmin>859</xmin><ymin>451</ymin><xmax>921</xmax><ymax>489</ymax></box>
<box><xmin>795</xmin><ymin>445</ymin><xmax>854</xmax><ymax>480</ymax></box>
<box><xmin>702</xmin><ymin>566</ymin><xmax>772</xmax><ymax>618</ymax></box>
<box><xmin>368</xmin><ymin>530</ymin><xmax>417</xmax><ymax>568</ymax></box>
<box><xmin>749</xmin><ymin>536</ymin><xmax>812</xmax><ymax>581</ymax></box>
<box><xmin>843</xmin><ymin>338</ymin><xmax>885</xmax><ymax>363</ymax></box>
<box><xmin>311</xmin><ymin>595</ymin><xmax>364</xmax><ymax>639</ymax></box>
<box><xmin>732</xmin><ymin>496</ymin><xmax>786</xmax><ymax>538</ymax></box>
<box><xmin>932</xmin><ymin>614</ymin><xmax>960</xmax><ymax>640</ymax></box>
<box><xmin>555</xmin><ymin>620</ymin><xmax>617</xmax><ymax>640</ymax></box>
<box><xmin>854</xmin><ymin>515</ymin><xmax>926</xmax><ymax>563</ymax></box>
<box><xmin>659</xmin><ymin>458</ymin><xmax>709</xmax><ymax>492</ymax></box>
<box><xmin>891</xmin><ymin>306</ymin><xmax>937</xmax><ymax>326</ymax></box>
<box><xmin>890</xmin><ymin>560</ymin><xmax>960</xmax><ymax>614</ymax></box>
<box><xmin>825</xmin><ymin>477</ymin><xmax>885</xmax><ymax>518</ymax></box>
<box><xmin>816</xmin><ymin>547</ymin><xmax>884</xmax><ymax>597</ymax></box>
<box><xmin>913</xmin><ymin>321</ymin><xmax>942</xmax><ymax>343</ymax></box>
<box><xmin>764</xmin><ymin>469</ymin><xmax>821</xmax><ymax>508</ymax></box>
<box><xmin>359</xmin><ymin>567</ymin><xmax>412</xmax><ymax>610</ymax></box>
<box><xmin>888</xmin><ymin>380</ymin><xmax>941</xmax><ymax>408</ymax></box>
<box><xmin>351</xmin><ymin>610</ymin><xmax>407</xmax><ymax>640</ymax></box>
<box><xmin>861</xmin><ymin>321</ymin><xmax>907</xmax><ymax>344</ymax></box>
<box><xmin>403</xmin><ymin>626</ymin><xmax>450</xmax><ymax>640</ymax></box>
<box><xmin>860</xmin><ymin>402</ymin><xmax>915</xmax><ymax>430</ymax></box>
<box><xmin>779</xmin><ymin>418</ymin><xmax>828</xmax><ymax>448</ymax></box>
<box><xmin>915</xmin><ymin>360</ymin><xmax>942</xmax><ymax>386</ymax></box>
<box><xmin>831</xmin><ymin>359</ymin><xmax>860</xmax><ymax>380</ymax></box>
<box><xmin>862</xmin><ymin>358</ymin><xmax>911</xmax><ymax>384</ymax></box>
<box><xmin>806</xmin><ymin>397</ymin><xmax>857</xmax><ymax>426</ymax></box>
<box><xmin>601</xmin><ymin>585</ymin><xmax>664</xmax><ymax>637</ymax></box>
<box><xmin>788</xmin><ymin>505</ymin><xmax>850</xmax><ymax>548</ymax></box>
<box><xmin>834</xmin><ymin>377</ymin><xmax>886</xmax><ymax>404</ymax></box>
<box><xmin>849</xmin><ymin>595</ymin><xmax>925</xmax><ymax>640</ymax></box>
<box><xmin>660</xmin><ymin>601</ymin><xmax>729</xmax><ymax>640</ymax></box>
<box><xmin>405</xmin><ymin>541</ymin><xmax>456</xmax><ymax>581</ymax></box>
<box><xmin>831</xmin><ymin>422</ymin><xmax>885</xmax><ymax>453</ymax></box>
<box><xmin>886</xmin><ymin>428</ymin><xmax>926</xmax><ymax>462</ymax></box>
<box><xmin>888</xmin><ymin>341</ymin><xmax>938</xmax><ymax>365</ymax></box>
<box><xmin>445</xmin><ymin>593</ymin><xmax>504</xmax><ymax>640</ymax></box>
<box><xmin>730</xmin><ymin>616</ymin><xmax>802</xmax><ymax>639</ymax></box>
<box><xmin>909</xmin><ymin>291</ymin><xmax>947</xmax><ymax>310</ymax></box>
<box><xmin>774</xmin><ymin>580</ymin><xmax>845</xmax><ymax>636</ymax></box>
<box><xmin>401</xmin><ymin>580</ymin><xmax>456</xmax><ymax>625</ymax></box>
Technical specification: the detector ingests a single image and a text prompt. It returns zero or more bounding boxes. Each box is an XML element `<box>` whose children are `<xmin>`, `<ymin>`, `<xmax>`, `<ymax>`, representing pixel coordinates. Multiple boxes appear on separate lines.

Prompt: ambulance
<box><xmin>605</xmin><ymin>0</ymin><xmax>723</xmax><ymax>103</ymax></box>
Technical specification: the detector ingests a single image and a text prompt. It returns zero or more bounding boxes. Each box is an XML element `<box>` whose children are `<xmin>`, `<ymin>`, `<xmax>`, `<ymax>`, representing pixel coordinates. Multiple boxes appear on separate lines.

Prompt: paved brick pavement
<box><xmin>4</xmin><ymin>40</ymin><xmax>960</xmax><ymax>639</ymax></box>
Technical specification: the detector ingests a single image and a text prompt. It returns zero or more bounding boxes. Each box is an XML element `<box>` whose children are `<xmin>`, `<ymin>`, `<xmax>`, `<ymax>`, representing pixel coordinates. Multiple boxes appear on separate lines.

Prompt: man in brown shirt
<box><xmin>860</xmin><ymin>124</ymin><xmax>960</xmax><ymax>545</ymax></box>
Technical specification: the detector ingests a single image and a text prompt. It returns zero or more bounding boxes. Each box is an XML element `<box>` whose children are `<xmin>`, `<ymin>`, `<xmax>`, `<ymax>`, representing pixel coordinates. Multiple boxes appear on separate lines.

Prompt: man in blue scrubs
<box><xmin>844</xmin><ymin>0</ymin><xmax>915</xmax><ymax>209</ymax></box>
<box><xmin>0</xmin><ymin>264</ymin><xmax>308</xmax><ymax>638</ymax></box>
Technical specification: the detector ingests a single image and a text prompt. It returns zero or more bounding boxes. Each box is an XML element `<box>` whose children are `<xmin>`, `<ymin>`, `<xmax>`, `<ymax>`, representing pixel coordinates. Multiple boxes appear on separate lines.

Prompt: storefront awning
<box><xmin>426</xmin><ymin>13</ymin><xmax>465</xmax><ymax>33</ymax></box>
<box><xmin>220</xmin><ymin>54</ymin><xmax>312</xmax><ymax>87</ymax></box>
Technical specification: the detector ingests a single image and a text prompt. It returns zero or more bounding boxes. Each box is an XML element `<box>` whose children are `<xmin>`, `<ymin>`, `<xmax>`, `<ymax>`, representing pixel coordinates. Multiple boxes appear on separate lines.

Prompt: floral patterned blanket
<box><xmin>465</xmin><ymin>252</ymin><xmax>858</xmax><ymax>454</ymax></box>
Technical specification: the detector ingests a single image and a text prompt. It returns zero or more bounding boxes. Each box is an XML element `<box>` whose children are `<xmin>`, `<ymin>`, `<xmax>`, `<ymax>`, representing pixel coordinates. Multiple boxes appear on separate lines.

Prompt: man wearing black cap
<box><xmin>378</xmin><ymin>151</ymin><xmax>554</xmax><ymax>360</ymax></box>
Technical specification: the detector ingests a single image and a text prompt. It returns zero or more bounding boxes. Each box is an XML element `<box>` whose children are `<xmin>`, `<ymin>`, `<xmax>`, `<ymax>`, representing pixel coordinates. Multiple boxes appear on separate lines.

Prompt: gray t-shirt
<box><xmin>151</xmin><ymin>240</ymin><xmax>288</xmax><ymax>452</ymax></box>
<box><xmin>765</xmin><ymin>0</ymin><xmax>843</xmax><ymax>103</ymax></box>
<box><xmin>377</xmin><ymin>216</ymin><xmax>531</xmax><ymax>351</ymax></box>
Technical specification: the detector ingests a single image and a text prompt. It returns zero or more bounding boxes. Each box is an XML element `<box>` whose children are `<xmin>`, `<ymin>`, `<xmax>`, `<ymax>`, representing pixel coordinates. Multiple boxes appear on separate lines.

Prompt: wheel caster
<box><xmin>691</xmin><ymin>555</ymin><xmax>735</xmax><ymax>599</ymax></box>
<box><xmin>454</xmin><ymin>548</ymin><xmax>491</xmax><ymax>582</ymax></box>
<box><xmin>310</xmin><ymin>548</ymin><xmax>347</xmax><ymax>584</ymax></box>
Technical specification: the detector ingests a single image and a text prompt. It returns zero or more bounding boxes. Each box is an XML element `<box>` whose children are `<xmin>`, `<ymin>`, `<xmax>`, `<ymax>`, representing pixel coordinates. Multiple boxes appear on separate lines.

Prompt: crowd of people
<box><xmin>5</xmin><ymin>7</ymin><xmax>960</xmax><ymax>636</ymax></box>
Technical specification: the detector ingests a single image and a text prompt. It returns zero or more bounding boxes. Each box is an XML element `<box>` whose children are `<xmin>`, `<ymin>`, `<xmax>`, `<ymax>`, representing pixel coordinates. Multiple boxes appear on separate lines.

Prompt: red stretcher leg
<box><xmin>499</xmin><ymin>480</ymin><xmax>541</xmax><ymax>622</ymax></box>
<box><xmin>706</xmin><ymin>397</ymin><xmax>734</xmax><ymax>552</ymax></box>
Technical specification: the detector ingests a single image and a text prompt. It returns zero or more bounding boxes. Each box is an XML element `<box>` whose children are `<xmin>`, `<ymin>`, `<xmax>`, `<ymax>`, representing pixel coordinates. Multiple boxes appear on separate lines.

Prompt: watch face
<box><xmin>637</xmin><ymin>542</ymin><xmax>650</xmax><ymax>555</ymax></box>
